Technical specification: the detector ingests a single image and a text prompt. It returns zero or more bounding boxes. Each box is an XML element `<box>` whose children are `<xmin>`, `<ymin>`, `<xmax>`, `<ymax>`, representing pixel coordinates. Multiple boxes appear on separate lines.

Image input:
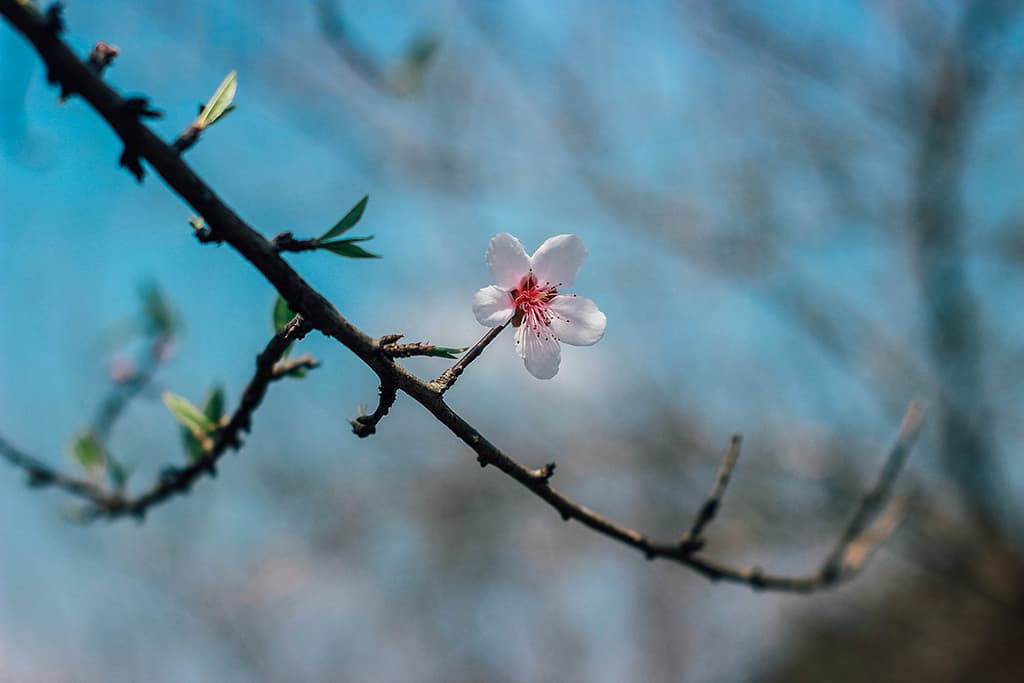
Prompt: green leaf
<box><xmin>196</xmin><ymin>70</ymin><xmax>237</xmax><ymax>129</ymax></box>
<box><xmin>163</xmin><ymin>392</ymin><xmax>215</xmax><ymax>436</ymax></box>
<box><xmin>171</xmin><ymin>389</ymin><xmax>222</xmax><ymax>463</ymax></box>
<box><xmin>273</xmin><ymin>294</ymin><xmax>295</xmax><ymax>333</ymax></box>
<box><xmin>428</xmin><ymin>346</ymin><xmax>468</xmax><ymax>360</ymax></box>
<box><xmin>141</xmin><ymin>283</ymin><xmax>178</xmax><ymax>337</ymax></box>
<box><xmin>318</xmin><ymin>238</ymin><xmax>381</xmax><ymax>259</ymax></box>
<box><xmin>182</xmin><ymin>429</ymin><xmax>204</xmax><ymax>463</ymax></box>
<box><xmin>285</xmin><ymin>365</ymin><xmax>309</xmax><ymax>380</ymax></box>
<box><xmin>204</xmin><ymin>385</ymin><xmax>225</xmax><ymax>424</ymax></box>
<box><xmin>316</xmin><ymin>195</ymin><xmax>368</xmax><ymax>243</ymax></box>
<box><xmin>70</xmin><ymin>431</ymin><xmax>105</xmax><ymax>472</ymax></box>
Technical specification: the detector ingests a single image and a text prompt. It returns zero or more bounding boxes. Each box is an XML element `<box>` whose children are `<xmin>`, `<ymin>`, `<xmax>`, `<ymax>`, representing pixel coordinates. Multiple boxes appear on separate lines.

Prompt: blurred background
<box><xmin>2</xmin><ymin>1</ymin><xmax>1023</xmax><ymax>681</ymax></box>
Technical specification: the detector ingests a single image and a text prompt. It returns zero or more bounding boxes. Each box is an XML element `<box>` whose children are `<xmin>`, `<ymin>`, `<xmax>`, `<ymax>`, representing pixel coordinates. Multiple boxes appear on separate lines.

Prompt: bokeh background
<box><xmin>2</xmin><ymin>1</ymin><xmax>1024</xmax><ymax>681</ymax></box>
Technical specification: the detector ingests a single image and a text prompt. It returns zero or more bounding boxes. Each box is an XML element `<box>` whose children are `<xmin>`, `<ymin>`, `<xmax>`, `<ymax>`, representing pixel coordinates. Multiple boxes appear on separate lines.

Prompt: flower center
<box><xmin>509</xmin><ymin>272</ymin><xmax>557</xmax><ymax>327</ymax></box>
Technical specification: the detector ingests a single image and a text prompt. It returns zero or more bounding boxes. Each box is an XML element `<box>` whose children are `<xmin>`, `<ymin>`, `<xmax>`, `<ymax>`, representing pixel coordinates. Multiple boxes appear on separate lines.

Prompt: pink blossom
<box><xmin>472</xmin><ymin>233</ymin><xmax>607</xmax><ymax>379</ymax></box>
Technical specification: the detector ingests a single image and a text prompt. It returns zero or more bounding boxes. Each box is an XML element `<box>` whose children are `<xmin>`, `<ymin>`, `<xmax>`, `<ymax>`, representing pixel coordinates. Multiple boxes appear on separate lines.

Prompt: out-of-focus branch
<box><xmin>0</xmin><ymin>1</ymin><xmax>922</xmax><ymax>592</ymax></box>
<box><xmin>315</xmin><ymin>0</ymin><xmax>389</xmax><ymax>91</ymax></box>
<box><xmin>0</xmin><ymin>315</ymin><xmax>313</xmax><ymax>520</ymax></box>
<box><xmin>908</xmin><ymin>1</ymin><xmax>1015</xmax><ymax>538</ymax></box>
<box><xmin>679</xmin><ymin>435</ymin><xmax>742</xmax><ymax>554</ymax></box>
<box><xmin>820</xmin><ymin>403</ymin><xmax>924</xmax><ymax>580</ymax></box>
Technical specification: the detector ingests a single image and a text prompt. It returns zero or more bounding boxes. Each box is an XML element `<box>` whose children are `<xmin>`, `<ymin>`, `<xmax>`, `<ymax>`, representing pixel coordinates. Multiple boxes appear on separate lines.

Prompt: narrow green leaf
<box><xmin>204</xmin><ymin>385</ymin><xmax>225</xmax><ymax>424</ymax></box>
<box><xmin>429</xmin><ymin>346</ymin><xmax>469</xmax><ymax>359</ymax></box>
<box><xmin>318</xmin><ymin>239</ymin><xmax>381</xmax><ymax>259</ymax></box>
<box><xmin>197</xmin><ymin>70</ymin><xmax>237</xmax><ymax>129</ymax></box>
<box><xmin>316</xmin><ymin>195</ymin><xmax>368</xmax><ymax>243</ymax></box>
<box><xmin>273</xmin><ymin>294</ymin><xmax>295</xmax><ymax>333</ymax></box>
<box><xmin>285</xmin><ymin>366</ymin><xmax>309</xmax><ymax>380</ymax></box>
<box><xmin>70</xmin><ymin>431</ymin><xmax>105</xmax><ymax>472</ymax></box>
<box><xmin>163</xmin><ymin>392</ymin><xmax>215</xmax><ymax>436</ymax></box>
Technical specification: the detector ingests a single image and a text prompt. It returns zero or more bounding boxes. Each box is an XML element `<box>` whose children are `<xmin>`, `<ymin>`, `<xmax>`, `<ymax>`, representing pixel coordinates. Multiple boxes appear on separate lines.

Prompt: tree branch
<box><xmin>0</xmin><ymin>1</ymin><xmax>923</xmax><ymax>592</ymax></box>
<box><xmin>679</xmin><ymin>435</ymin><xmax>742</xmax><ymax>554</ymax></box>
<box><xmin>0</xmin><ymin>314</ymin><xmax>314</xmax><ymax>521</ymax></box>
<box><xmin>435</xmin><ymin>322</ymin><xmax>508</xmax><ymax>392</ymax></box>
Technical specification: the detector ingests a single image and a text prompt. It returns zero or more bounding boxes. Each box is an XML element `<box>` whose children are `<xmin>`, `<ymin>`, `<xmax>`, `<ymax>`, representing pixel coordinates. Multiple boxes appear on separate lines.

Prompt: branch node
<box><xmin>44</xmin><ymin>3</ymin><xmax>64</xmax><ymax>34</ymax></box>
<box><xmin>86</xmin><ymin>42</ymin><xmax>119</xmax><ymax>75</ymax></box>
<box><xmin>529</xmin><ymin>462</ymin><xmax>557</xmax><ymax>485</ymax></box>
<box><xmin>271</xmin><ymin>232</ymin><xmax>321</xmax><ymax>253</ymax></box>
<box><xmin>678</xmin><ymin>536</ymin><xmax>706</xmax><ymax>555</ymax></box>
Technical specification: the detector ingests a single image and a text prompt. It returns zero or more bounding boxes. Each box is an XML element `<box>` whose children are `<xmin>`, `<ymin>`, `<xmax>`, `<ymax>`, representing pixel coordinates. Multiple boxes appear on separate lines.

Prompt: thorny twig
<box><xmin>0</xmin><ymin>0</ymin><xmax>923</xmax><ymax>592</ymax></box>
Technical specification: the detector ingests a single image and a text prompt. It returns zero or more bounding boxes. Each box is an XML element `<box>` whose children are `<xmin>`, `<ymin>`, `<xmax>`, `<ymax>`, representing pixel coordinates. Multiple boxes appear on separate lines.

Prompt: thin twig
<box><xmin>271</xmin><ymin>232</ymin><xmax>320</xmax><ymax>253</ymax></box>
<box><xmin>820</xmin><ymin>401</ymin><xmax>924</xmax><ymax>581</ymax></box>
<box><xmin>435</xmin><ymin>322</ymin><xmax>508</xmax><ymax>392</ymax></box>
<box><xmin>0</xmin><ymin>1</ymin><xmax>925</xmax><ymax>592</ymax></box>
<box><xmin>351</xmin><ymin>380</ymin><xmax>399</xmax><ymax>438</ymax></box>
<box><xmin>271</xmin><ymin>353</ymin><xmax>320</xmax><ymax>380</ymax></box>
<box><xmin>679</xmin><ymin>434</ymin><xmax>742</xmax><ymax>554</ymax></box>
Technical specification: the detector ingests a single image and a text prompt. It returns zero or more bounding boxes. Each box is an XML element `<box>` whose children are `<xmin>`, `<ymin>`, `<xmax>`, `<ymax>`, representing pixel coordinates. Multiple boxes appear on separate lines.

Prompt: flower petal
<box><xmin>530</xmin><ymin>234</ymin><xmax>587</xmax><ymax>289</ymax></box>
<box><xmin>515</xmin><ymin>319</ymin><xmax>561</xmax><ymax>379</ymax></box>
<box><xmin>472</xmin><ymin>285</ymin><xmax>515</xmax><ymax>327</ymax></box>
<box><xmin>486</xmin><ymin>233</ymin><xmax>531</xmax><ymax>289</ymax></box>
<box><xmin>548</xmin><ymin>295</ymin><xmax>606</xmax><ymax>346</ymax></box>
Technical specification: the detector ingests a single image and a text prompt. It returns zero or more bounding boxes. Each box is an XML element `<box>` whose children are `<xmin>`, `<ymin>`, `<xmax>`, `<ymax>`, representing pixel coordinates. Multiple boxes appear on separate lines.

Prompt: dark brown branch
<box><xmin>679</xmin><ymin>435</ymin><xmax>742</xmax><ymax>554</ymax></box>
<box><xmin>435</xmin><ymin>322</ymin><xmax>508</xmax><ymax>392</ymax></box>
<box><xmin>271</xmin><ymin>232</ymin><xmax>320</xmax><ymax>253</ymax></box>
<box><xmin>0</xmin><ymin>1</ymin><xmax>924</xmax><ymax>592</ymax></box>
<box><xmin>351</xmin><ymin>380</ymin><xmax>398</xmax><ymax>438</ymax></box>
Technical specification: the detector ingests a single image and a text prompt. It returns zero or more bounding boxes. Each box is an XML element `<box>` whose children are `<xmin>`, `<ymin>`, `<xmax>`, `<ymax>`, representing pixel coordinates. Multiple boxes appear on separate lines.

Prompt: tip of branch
<box><xmin>351</xmin><ymin>417</ymin><xmax>376</xmax><ymax>438</ymax></box>
<box><xmin>901</xmin><ymin>401</ymin><xmax>925</xmax><ymax>440</ymax></box>
<box><xmin>529</xmin><ymin>462</ymin><xmax>556</xmax><ymax>485</ymax></box>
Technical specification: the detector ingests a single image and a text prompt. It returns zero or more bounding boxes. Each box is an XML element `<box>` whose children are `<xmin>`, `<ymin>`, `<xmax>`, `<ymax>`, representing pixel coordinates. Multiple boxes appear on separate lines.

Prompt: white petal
<box><xmin>548</xmin><ymin>295</ymin><xmax>606</xmax><ymax>346</ymax></box>
<box><xmin>530</xmin><ymin>234</ymin><xmax>587</xmax><ymax>289</ymax></box>
<box><xmin>486</xmin><ymin>233</ymin><xmax>531</xmax><ymax>289</ymax></box>
<box><xmin>515</xmin><ymin>320</ymin><xmax>561</xmax><ymax>379</ymax></box>
<box><xmin>472</xmin><ymin>286</ymin><xmax>515</xmax><ymax>327</ymax></box>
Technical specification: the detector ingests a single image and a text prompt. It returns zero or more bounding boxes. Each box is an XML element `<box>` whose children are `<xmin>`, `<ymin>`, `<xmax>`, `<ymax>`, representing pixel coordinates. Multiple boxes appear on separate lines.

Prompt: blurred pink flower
<box><xmin>473</xmin><ymin>233</ymin><xmax>606</xmax><ymax>379</ymax></box>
